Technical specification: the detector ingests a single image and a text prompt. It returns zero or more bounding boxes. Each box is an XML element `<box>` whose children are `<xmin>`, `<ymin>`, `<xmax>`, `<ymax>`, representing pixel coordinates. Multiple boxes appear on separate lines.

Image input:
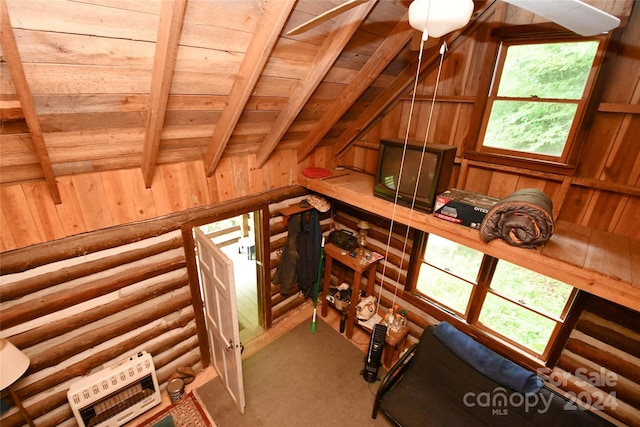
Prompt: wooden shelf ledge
<box><xmin>298</xmin><ymin>169</ymin><xmax>640</xmax><ymax>313</ymax></box>
<box><xmin>277</xmin><ymin>203</ymin><xmax>313</xmax><ymax>226</ymax></box>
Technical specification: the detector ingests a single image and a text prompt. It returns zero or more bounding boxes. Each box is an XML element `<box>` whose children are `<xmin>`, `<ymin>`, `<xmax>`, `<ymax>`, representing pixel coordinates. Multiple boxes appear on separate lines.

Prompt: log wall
<box><xmin>0</xmin><ymin>230</ymin><xmax>195</xmax><ymax>427</ymax></box>
<box><xmin>329</xmin><ymin>202</ymin><xmax>432</xmax><ymax>342</ymax></box>
<box><xmin>555</xmin><ymin>296</ymin><xmax>640</xmax><ymax>426</ymax></box>
<box><xmin>0</xmin><ymin>186</ymin><xmax>308</xmax><ymax>427</ymax></box>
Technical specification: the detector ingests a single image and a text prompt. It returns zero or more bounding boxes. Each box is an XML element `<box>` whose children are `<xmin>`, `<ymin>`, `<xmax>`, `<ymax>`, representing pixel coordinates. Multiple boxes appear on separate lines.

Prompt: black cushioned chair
<box><xmin>372</xmin><ymin>324</ymin><xmax>615</xmax><ymax>427</ymax></box>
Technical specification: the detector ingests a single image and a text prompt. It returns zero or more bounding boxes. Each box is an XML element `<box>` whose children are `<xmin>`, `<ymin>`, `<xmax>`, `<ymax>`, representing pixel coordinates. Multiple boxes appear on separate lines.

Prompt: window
<box><xmin>416</xmin><ymin>234</ymin><xmax>483</xmax><ymax>316</ymax></box>
<box><xmin>415</xmin><ymin>234</ymin><xmax>577</xmax><ymax>360</ymax></box>
<box><xmin>478</xmin><ymin>39</ymin><xmax>601</xmax><ymax>164</ymax></box>
<box><xmin>478</xmin><ymin>261</ymin><xmax>575</xmax><ymax>355</ymax></box>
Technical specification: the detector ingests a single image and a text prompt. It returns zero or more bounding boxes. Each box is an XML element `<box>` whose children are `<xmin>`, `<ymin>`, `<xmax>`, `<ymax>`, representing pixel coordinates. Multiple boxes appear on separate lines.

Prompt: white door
<box><xmin>194</xmin><ymin>227</ymin><xmax>246</xmax><ymax>414</ymax></box>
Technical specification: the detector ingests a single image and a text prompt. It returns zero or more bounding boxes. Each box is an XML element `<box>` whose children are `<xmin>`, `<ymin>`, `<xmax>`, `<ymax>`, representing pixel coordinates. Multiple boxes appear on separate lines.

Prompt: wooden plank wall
<box><xmin>338</xmin><ymin>2</ymin><xmax>640</xmax><ymax>241</ymax></box>
<box><xmin>0</xmin><ymin>152</ymin><xmax>299</xmax><ymax>252</ymax></box>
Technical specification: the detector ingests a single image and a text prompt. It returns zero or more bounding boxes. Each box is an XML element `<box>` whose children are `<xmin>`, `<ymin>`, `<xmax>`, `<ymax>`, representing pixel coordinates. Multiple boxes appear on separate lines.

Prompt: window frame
<box><xmin>473</xmin><ymin>35</ymin><xmax>608</xmax><ymax>170</ymax></box>
<box><xmin>409</xmin><ymin>232</ymin><xmax>580</xmax><ymax>363</ymax></box>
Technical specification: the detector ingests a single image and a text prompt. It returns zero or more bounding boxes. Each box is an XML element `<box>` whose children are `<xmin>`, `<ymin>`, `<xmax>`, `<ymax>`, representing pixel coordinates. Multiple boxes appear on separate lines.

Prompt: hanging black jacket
<box><xmin>296</xmin><ymin>209</ymin><xmax>321</xmax><ymax>298</ymax></box>
<box><xmin>273</xmin><ymin>210</ymin><xmax>322</xmax><ymax>297</ymax></box>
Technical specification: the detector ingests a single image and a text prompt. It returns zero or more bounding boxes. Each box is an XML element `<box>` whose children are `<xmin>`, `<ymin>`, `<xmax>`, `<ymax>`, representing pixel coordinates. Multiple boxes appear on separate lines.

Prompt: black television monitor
<box><xmin>373</xmin><ymin>138</ymin><xmax>456</xmax><ymax>213</ymax></box>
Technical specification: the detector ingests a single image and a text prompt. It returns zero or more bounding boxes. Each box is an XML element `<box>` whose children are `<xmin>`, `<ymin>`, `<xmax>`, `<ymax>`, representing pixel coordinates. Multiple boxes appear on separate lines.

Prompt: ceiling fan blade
<box><xmin>287</xmin><ymin>0</ymin><xmax>370</xmax><ymax>35</ymax></box>
<box><xmin>503</xmin><ymin>0</ymin><xmax>620</xmax><ymax>36</ymax></box>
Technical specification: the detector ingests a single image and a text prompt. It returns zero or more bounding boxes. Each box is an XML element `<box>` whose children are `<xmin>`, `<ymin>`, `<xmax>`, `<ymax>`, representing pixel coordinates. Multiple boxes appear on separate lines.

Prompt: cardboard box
<box><xmin>433</xmin><ymin>189</ymin><xmax>500</xmax><ymax>229</ymax></box>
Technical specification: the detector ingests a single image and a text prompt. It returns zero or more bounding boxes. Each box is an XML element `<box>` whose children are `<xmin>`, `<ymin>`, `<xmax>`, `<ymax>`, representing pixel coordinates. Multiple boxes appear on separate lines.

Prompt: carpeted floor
<box><xmin>196</xmin><ymin>317</ymin><xmax>395</xmax><ymax>427</ymax></box>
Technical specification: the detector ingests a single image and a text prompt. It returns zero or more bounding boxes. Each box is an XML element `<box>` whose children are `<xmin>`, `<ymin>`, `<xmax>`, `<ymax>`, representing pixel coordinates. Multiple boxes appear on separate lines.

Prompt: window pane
<box><xmin>483</xmin><ymin>100</ymin><xmax>577</xmax><ymax>156</ymax></box>
<box><xmin>490</xmin><ymin>261</ymin><xmax>574</xmax><ymax>318</ymax></box>
<box><xmin>497</xmin><ymin>42</ymin><xmax>599</xmax><ymax>99</ymax></box>
<box><xmin>423</xmin><ymin>234</ymin><xmax>483</xmax><ymax>284</ymax></box>
<box><xmin>479</xmin><ymin>293</ymin><xmax>556</xmax><ymax>354</ymax></box>
<box><xmin>416</xmin><ymin>264</ymin><xmax>473</xmax><ymax>314</ymax></box>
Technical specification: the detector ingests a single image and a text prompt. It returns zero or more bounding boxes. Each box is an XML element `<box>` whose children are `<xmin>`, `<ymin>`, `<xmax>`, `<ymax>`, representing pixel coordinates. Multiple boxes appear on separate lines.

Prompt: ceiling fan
<box><xmin>287</xmin><ymin>0</ymin><xmax>620</xmax><ymax>39</ymax></box>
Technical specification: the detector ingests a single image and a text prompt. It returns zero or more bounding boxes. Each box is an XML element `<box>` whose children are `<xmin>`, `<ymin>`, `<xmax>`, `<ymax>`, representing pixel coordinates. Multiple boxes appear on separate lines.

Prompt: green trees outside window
<box><xmin>415</xmin><ymin>234</ymin><xmax>576</xmax><ymax>359</ymax></box>
<box><xmin>480</xmin><ymin>40</ymin><xmax>600</xmax><ymax>160</ymax></box>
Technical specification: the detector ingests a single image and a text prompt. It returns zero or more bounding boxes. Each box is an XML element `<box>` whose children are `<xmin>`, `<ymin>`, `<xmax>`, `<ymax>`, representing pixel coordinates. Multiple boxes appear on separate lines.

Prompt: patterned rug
<box><xmin>137</xmin><ymin>392</ymin><xmax>216</xmax><ymax>427</ymax></box>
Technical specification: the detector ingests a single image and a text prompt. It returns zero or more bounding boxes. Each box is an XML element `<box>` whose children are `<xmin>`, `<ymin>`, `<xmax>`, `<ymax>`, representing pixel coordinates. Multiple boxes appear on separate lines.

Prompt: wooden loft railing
<box><xmin>298</xmin><ymin>169</ymin><xmax>640</xmax><ymax>313</ymax></box>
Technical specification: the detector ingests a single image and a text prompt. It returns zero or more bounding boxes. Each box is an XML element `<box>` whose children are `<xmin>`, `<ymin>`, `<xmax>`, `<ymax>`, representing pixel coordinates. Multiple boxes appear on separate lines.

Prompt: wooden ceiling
<box><xmin>0</xmin><ymin>0</ymin><xmax>489</xmax><ymax>200</ymax></box>
<box><xmin>0</xmin><ymin>0</ymin><xmax>629</xmax><ymax>204</ymax></box>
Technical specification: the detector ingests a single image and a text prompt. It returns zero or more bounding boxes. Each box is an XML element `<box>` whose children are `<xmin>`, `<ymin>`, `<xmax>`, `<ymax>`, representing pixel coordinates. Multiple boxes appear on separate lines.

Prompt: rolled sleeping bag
<box><xmin>480</xmin><ymin>189</ymin><xmax>554</xmax><ymax>248</ymax></box>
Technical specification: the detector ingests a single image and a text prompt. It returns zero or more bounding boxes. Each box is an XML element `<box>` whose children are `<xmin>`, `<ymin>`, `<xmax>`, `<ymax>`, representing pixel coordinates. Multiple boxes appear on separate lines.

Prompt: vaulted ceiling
<box><xmin>0</xmin><ymin>0</ymin><xmax>629</xmax><ymax>204</ymax></box>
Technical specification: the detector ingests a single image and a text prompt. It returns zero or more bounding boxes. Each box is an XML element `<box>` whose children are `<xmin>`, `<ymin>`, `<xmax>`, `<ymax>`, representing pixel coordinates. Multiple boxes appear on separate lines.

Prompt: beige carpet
<box><xmin>196</xmin><ymin>317</ymin><xmax>395</xmax><ymax>427</ymax></box>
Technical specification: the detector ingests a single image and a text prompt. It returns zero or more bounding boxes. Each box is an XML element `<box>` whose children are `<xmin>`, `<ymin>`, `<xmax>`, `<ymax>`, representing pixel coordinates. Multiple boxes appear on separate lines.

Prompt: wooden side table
<box><xmin>321</xmin><ymin>242</ymin><xmax>382</xmax><ymax>338</ymax></box>
<box><xmin>382</xmin><ymin>325</ymin><xmax>409</xmax><ymax>369</ymax></box>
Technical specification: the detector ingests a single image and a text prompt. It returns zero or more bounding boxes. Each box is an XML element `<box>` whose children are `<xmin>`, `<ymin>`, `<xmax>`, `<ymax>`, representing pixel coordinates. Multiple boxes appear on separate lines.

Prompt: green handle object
<box><xmin>311</xmin><ymin>311</ymin><xmax>317</xmax><ymax>333</ymax></box>
<box><xmin>311</xmin><ymin>241</ymin><xmax>325</xmax><ymax>334</ymax></box>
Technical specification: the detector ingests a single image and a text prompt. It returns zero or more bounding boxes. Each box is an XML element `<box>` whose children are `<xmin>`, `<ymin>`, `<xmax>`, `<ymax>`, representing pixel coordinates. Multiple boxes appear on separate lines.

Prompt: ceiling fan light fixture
<box><xmin>408</xmin><ymin>0</ymin><xmax>474</xmax><ymax>40</ymax></box>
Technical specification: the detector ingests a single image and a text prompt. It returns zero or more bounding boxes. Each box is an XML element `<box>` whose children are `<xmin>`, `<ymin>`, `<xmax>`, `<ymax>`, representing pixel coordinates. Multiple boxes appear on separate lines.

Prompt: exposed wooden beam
<box><xmin>255</xmin><ymin>0</ymin><xmax>378</xmax><ymax>168</ymax></box>
<box><xmin>331</xmin><ymin>47</ymin><xmax>431</xmax><ymax>159</ymax></box>
<box><xmin>141</xmin><ymin>0</ymin><xmax>187</xmax><ymax>188</ymax></box>
<box><xmin>0</xmin><ymin>0</ymin><xmax>61</xmax><ymax>204</ymax></box>
<box><xmin>286</xmin><ymin>0</ymin><xmax>369</xmax><ymax>35</ymax></box>
<box><xmin>296</xmin><ymin>14</ymin><xmax>413</xmax><ymax>164</ymax></box>
<box><xmin>332</xmin><ymin>1</ymin><xmax>496</xmax><ymax>159</ymax></box>
<box><xmin>203</xmin><ymin>0</ymin><xmax>296</xmax><ymax>177</ymax></box>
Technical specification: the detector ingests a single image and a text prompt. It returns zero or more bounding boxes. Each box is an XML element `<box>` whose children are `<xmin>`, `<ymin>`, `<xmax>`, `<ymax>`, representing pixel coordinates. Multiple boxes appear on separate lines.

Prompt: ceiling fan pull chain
<box><xmin>390</xmin><ymin>38</ymin><xmax>448</xmax><ymax>310</ymax></box>
<box><xmin>440</xmin><ymin>41</ymin><xmax>447</xmax><ymax>55</ymax></box>
<box><xmin>376</xmin><ymin>31</ymin><xmax>449</xmax><ymax>311</ymax></box>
